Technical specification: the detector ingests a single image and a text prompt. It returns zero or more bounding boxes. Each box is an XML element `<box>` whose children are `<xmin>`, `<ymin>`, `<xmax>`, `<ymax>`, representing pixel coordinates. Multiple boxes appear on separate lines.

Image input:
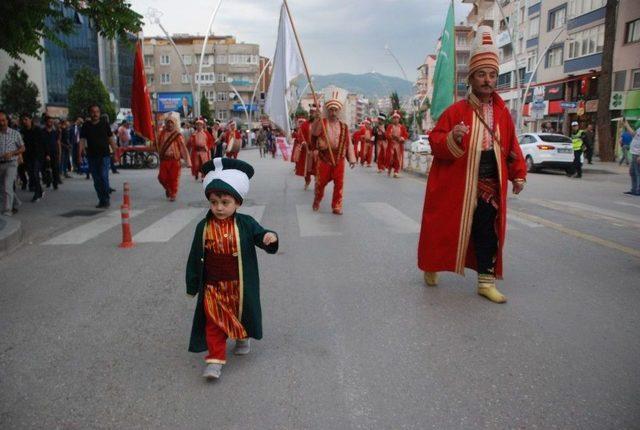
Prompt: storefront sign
<box><xmin>545</xmin><ymin>83</ymin><xmax>565</xmax><ymax>101</ymax></box>
<box><xmin>561</xmin><ymin>101</ymin><xmax>577</xmax><ymax>109</ymax></box>
<box><xmin>577</xmin><ymin>100</ymin><xmax>586</xmax><ymax>116</ymax></box>
<box><xmin>585</xmin><ymin>99</ymin><xmax>598</xmax><ymax>113</ymax></box>
<box><xmin>157</xmin><ymin>92</ymin><xmax>193</xmax><ymax>116</ymax></box>
<box><xmin>610</xmin><ymin>91</ymin><xmax>626</xmax><ymax>110</ymax></box>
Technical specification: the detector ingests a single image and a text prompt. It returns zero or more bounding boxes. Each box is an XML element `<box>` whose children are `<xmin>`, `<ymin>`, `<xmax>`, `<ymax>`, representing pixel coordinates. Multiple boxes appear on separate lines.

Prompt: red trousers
<box><xmin>205</xmin><ymin>310</ymin><xmax>228</xmax><ymax>364</ymax></box>
<box><xmin>226</xmin><ymin>151</ymin><xmax>239</xmax><ymax>159</ymax></box>
<box><xmin>388</xmin><ymin>145</ymin><xmax>403</xmax><ymax>174</ymax></box>
<box><xmin>377</xmin><ymin>142</ymin><xmax>388</xmax><ymax>171</ymax></box>
<box><xmin>360</xmin><ymin>143</ymin><xmax>373</xmax><ymax>166</ymax></box>
<box><xmin>314</xmin><ymin>159</ymin><xmax>345</xmax><ymax>211</ymax></box>
<box><xmin>158</xmin><ymin>159</ymin><xmax>181</xmax><ymax>198</ymax></box>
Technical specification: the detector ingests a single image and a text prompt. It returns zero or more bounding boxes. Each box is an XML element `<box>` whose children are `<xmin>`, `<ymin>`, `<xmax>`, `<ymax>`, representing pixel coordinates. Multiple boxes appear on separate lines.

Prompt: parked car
<box><xmin>410</xmin><ymin>134</ymin><xmax>431</xmax><ymax>153</ymax></box>
<box><xmin>518</xmin><ymin>133</ymin><xmax>574</xmax><ymax>173</ymax></box>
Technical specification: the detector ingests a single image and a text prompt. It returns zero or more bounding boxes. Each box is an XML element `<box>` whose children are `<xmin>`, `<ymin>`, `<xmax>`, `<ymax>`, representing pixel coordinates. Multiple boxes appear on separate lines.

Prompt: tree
<box><xmin>595</xmin><ymin>0</ymin><xmax>618</xmax><ymax>162</ymax></box>
<box><xmin>200</xmin><ymin>92</ymin><xmax>213</xmax><ymax>124</ymax></box>
<box><xmin>67</xmin><ymin>67</ymin><xmax>115</xmax><ymax>122</ymax></box>
<box><xmin>0</xmin><ymin>0</ymin><xmax>142</xmax><ymax>60</ymax></box>
<box><xmin>0</xmin><ymin>65</ymin><xmax>41</xmax><ymax>115</ymax></box>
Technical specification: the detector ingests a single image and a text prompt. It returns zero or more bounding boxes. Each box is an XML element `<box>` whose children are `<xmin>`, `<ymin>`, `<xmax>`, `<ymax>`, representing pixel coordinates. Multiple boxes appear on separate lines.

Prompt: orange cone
<box><xmin>119</xmin><ymin>204</ymin><xmax>135</xmax><ymax>248</ymax></box>
<box><xmin>123</xmin><ymin>182</ymin><xmax>131</xmax><ymax>208</ymax></box>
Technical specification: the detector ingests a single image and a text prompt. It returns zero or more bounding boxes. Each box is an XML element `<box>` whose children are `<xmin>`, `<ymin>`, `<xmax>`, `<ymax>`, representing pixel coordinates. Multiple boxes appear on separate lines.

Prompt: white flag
<box><xmin>265</xmin><ymin>3</ymin><xmax>305</xmax><ymax>137</ymax></box>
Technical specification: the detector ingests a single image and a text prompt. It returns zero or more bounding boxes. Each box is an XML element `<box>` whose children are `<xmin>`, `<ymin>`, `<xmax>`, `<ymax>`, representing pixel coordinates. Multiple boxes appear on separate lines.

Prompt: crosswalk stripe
<box><xmin>43</xmin><ymin>210</ymin><xmax>146</xmax><ymax>245</ymax></box>
<box><xmin>296</xmin><ymin>204</ymin><xmax>342</xmax><ymax>237</ymax></box>
<box><xmin>238</xmin><ymin>205</ymin><xmax>265</xmax><ymax>223</ymax></box>
<box><xmin>133</xmin><ymin>208</ymin><xmax>204</xmax><ymax>243</ymax></box>
<box><xmin>359</xmin><ymin>202</ymin><xmax>420</xmax><ymax>234</ymax></box>
<box><xmin>508</xmin><ymin>213</ymin><xmax>544</xmax><ymax>228</ymax></box>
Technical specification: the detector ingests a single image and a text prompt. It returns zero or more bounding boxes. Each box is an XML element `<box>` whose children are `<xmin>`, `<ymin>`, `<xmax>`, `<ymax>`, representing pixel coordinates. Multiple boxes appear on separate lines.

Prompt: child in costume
<box><xmin>186</xmin><ymin>157</ymin><xmax>279</xmax><ymax>380</ymax></box>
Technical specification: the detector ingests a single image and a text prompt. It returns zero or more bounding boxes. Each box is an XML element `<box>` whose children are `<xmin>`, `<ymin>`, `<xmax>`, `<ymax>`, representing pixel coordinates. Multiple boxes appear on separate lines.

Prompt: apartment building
<box><xmin>416</xmin><ymin>54</ymin><xmax>436</xmax><ymax>130</ymax></box>
<box><xmin>142</xmin><ymin>34</ymin><xmax>261</xmax><ymax>124</ymax></box>
<box><xmin>611</xmin><ymin>1</ymin><xmax>640</xmax><ymax>120</ymax></box>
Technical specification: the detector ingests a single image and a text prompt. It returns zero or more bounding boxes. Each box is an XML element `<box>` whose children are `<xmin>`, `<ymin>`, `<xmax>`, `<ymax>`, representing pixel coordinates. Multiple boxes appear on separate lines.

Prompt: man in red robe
<box><xmin>309</xmin><ymin>93</ymin><xmax>356</xmax><ymax>215</ymax></box>
<box><xmin>188</xmin><ymin>119</ymin><xmax>214</xmax><ymax>181</ymax></box>
<box><xmin>352</xmin><ymin>124</ymin><xmax>363</xmax><ymax>164</ymax></box>
<box><xmin>417</xmin><ymin>26</ymin><xmax>527</xmax><ymax>303</ymax></box>
<box><xmin>155</xmin><ymin>112</ymin><xmax>191</xmax><ymax>201</ymax></box>
<box><xmin>292</xmin><ymin>116</ymin><xmax>306</xmax><ymax>168</ymax></box>
<box><xmin>223</xmin><ymin>121</ymin><xmax>242</xmax><ymax>159</ymax></box>
<box><xmin>374</xmin><ymin>114</ymin><xmax>388</xmax><ymax>173</ymax></box>
<box><xmin>386</xmin><ymin>111</ymin><xmax>408</xmax><ymax>178</ymax></box>
<box><xmin>359</xmin><ymin>119</ymin><xmax>374</xmax><ymax>167</ymax></box>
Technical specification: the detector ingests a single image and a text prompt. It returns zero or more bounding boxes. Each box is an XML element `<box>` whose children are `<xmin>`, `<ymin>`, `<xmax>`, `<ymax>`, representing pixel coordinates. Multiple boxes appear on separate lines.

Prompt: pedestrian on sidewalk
<box><xmin>417</xmin><ymin>26</ymin><xmax>527</xmax><ymax>303</ymax></box>
<box><xmin>80</xmin><ymin>105</ymin><xmax>117</xmax><ymax>208</ymax></box>
<box><xmin>619</xmin><ymin>122</ymin><xmax>633</xmax><ymax>166</ymax></box>
<box><xmin>622</xmin><ymin>118</ymin><xmax>640</xmax><ymax>196</ymax></box>
<box><xmin>19</xmin><ymin>113</ymin><xmax>47</xmax><ymax>202</ymax></box>
<box><xmin>570</xmin><ymin>121</ymin><xmax>585</xmax><ymax>178</ymax></box>
<box><xmin>0</xmin><ymin>110</ymin><xmax>25</xmax><ymax>216</ymax></box>
<box><xmin>59</xmin><ymin>119</ymin><xmax>72</xmax><ymax>179</ymax></box>
<box><xmin>42</xmin><ymin>115</ymin><xmax>62</xmax><ymax>189</ymax></box>
<box><xmin>186</xmin><ymin>158</ymin><xmax>279</xmax><ymax>380</ymax></box>
<box><xmin>583</xmin><ymin>123</ymin><xmax>595</xmax><ymax>165</ymax></box>
<box><xmin>71</xmin><ymin>117</ymin><xmax>83</xmax><ymax>173</ymax></box>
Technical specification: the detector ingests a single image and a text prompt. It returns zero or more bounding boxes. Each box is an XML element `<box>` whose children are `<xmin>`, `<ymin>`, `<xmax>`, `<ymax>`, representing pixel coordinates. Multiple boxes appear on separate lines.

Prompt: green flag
<box><xmin>430</xmin><ymin>2</ymin><xmax>455</xmax><ymax>121</ymax></box>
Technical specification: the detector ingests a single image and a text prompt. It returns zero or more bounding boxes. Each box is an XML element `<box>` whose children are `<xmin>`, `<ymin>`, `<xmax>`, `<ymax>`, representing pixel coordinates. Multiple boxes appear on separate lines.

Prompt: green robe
<box><xmin>186</xmin><ymin>211</ymin><xmax>278</xmax><ymax>353</ymax></box>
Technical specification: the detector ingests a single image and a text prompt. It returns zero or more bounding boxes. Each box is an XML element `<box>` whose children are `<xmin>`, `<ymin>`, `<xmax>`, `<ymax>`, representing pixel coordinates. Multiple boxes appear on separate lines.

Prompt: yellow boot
<box><xmin>477</xmin><ymin>274</ymin><xmax>506</xmax><ymax>303</ymax></box>
<box><xmin>423</xmin><ymin>271</ymin><xmax>439</xmax><ymax>287</ymax></box>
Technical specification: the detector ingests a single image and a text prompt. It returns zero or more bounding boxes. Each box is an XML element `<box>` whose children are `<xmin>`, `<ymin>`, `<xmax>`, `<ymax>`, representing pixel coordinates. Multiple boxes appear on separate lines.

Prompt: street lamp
<box><xmin>384</xmin><ymin>45</ymin><xmax>418</xmax><ymax>137</ymax></box>
<box><xmin>195</xmin><ymin>0</ymin><xmax>225</xmax><ymax>118</ymax></box>
<box><xmin>147</xmin><ymin>8</ymin><xmax>197</xmax><ymax>117</ymax></box>
<box><xmin>228</xmin><ymin>81</ymin><xmax>250</xmax><ymax>129</ymax></box>
<box><xmin>248</xmin><ymin>57</ymin><xmax>272</xmax><ymax>126</ymax></box>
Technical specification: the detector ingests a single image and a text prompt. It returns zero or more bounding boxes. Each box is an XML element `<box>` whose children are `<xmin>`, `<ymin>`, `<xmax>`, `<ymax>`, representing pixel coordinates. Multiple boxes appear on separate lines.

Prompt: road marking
<box><xmin>506</xmin><ymin>223</ymin><xmax>521</xmax><ymax>231</ymax></box>
<box><xmin>360</xmin><ymin>202</ymin><xmax>421</xmax><ymax>234</ymax></box>
<box><xmin>614</xmin><ymin>200</ymin><xmax>640</xmax><ymax>210</ymax></box>
<box><xmin>507</xmin><ymin>213</ymin><xmax>544</xmax><ymax>228</ymax></box>
<box><xmin>134</xmin><ymin>208</ymin><xmax>204</xmax><ymax>243</ymax></box>
<box><xmin>238</xmin><ymin>205</ymin><xmax>266</xmax><ymax>223</ymax></box>
<box><xmin>43</xmin><ymin>210</ymin><xmax>145</xmax><ymax>245</ymax></box>
<box><xmin>510</xmin><ymin>210</ymin><xmax>640</xmax><ymax>259</ymax></box>
<box><xmin>296</xmin><ymin>204</ymin><xmax>342</xmax><ymax>237</ymax></box>
<box><xmin>552</xmin><ymin>201</ymin><xmax>640</xmax><ymax>224</ymax></box>
<box><xmin>526</xmin><ymin>198</ymin><xmax>640</xmax><ymax>229</ymax></box>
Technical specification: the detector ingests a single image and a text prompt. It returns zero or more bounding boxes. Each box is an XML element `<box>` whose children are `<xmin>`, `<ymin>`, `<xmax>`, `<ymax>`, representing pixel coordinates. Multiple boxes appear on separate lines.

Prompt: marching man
<box><xmin>386</xmin><ymin>111</ymin><xmax>408</xmax><ymax>178</ymax></box>
<box><xmin>375</xmin><ymin>114</ymin><xmax>388</xmax><ymax>173</ymax></box>
<box><xmin>294</xmin><ymin>106</ymin><xmax>319</xmax><ymax>190</ymax></box>
<box><xmin>188</xmin><ymin>119</ymin><xmax>214</xmax><ymax>181</ymax></box>
<box><xmin>359</xmin><ymin>119</ymin><xmax>374</xmax><ymax>167</ymax></box>
<box><xmin>223</xmin><ymin>120</ymin><xmax>242</xmax><ymax>159</ymax></box>
<box><xmin>417</xmin><ymin>26</ymin><xmax>527</xmax><ymax>303</ymax></box>
<box><xmin>155</xmin><ymin>112</ymin><xmax>191</xmax><ymax>201</ymax></box>
<box><xmin>309</xmin><ymin>92</ymin><xmax>356</xmax><ymax>215</ymax></box>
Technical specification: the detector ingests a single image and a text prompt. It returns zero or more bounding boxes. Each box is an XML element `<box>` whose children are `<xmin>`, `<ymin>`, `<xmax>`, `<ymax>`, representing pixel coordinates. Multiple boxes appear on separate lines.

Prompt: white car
<box><xmin>410</xmin><ymin>135</ymin><xmax>431</xmax><ymax>153</ymax></box>
<box><xmin>518</xmin><ymin>133</ymin><xmax>574</xmax><ymax>173</ymax></box>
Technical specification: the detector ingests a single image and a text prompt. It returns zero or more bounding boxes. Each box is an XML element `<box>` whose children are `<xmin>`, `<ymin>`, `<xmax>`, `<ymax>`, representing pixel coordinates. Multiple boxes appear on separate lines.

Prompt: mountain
<box><xmin>295</xmin><ymin>72</ymin><xmax>413</xmax><ymax>100</ymax></box>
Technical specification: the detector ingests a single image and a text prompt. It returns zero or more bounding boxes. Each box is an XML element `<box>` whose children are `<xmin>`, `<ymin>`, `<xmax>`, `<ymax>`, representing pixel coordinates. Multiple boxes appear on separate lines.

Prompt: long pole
<box><xmin>452</xmin><ymin>0</ymin><xmax>457</xmax><ymax>104</ymax></box>
<box><xmin>282</xmin><ymin>0</ymin><xmax>335</xmax><ymax>165</ymax></box>
<box><xmin>196</xmin><ymin>0</ymin><xmax>225</xmax><ymax>118</ymax></box>
<box><xmin>249</xmin><ymin>57</ymin><xmax>272</xmax><ymax>125</ymax></box>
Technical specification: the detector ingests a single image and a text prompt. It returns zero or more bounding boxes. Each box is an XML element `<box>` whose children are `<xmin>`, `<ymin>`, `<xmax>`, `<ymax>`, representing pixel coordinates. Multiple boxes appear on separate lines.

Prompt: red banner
<box><xmin>131</xmin><ymin>41</ymin><xmax>155</xmax><ymax>142</ymax></box>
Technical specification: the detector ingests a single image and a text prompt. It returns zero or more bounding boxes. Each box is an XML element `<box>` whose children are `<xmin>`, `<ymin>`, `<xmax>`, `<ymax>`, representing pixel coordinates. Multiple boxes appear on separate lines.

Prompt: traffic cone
<box><xmin>119</xmin><ymin>204</ymin><xmax>135</xmax><ymax>248</ymax></box>
<box><xmin>123</xmin><ymin>182</ymin><xmax>131</xmax><ymax>208</ymax></box>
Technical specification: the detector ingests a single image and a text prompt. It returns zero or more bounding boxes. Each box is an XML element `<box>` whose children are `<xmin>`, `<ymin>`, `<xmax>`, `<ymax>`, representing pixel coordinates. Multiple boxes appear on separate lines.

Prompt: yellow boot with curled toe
<box><xmin>423</xmin><ymin>271</ymin><xmax>439</xmax><ymax>287</ymax></box>
<box><xmin>477</xmin><ymin>274</ymin><xmax>506</xmax><ymax>303</ymax></box>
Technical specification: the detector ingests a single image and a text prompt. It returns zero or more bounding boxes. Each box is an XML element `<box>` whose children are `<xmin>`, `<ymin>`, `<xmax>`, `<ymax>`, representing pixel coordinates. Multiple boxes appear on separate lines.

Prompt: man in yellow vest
<box><xmin>570</xmin><ymin>121</ymin><xmax>585</xmax><ymax>179</ymax></box>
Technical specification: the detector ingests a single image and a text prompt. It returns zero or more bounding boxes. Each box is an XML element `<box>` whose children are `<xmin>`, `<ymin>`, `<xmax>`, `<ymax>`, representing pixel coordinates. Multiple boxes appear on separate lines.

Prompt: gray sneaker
<box><xmin>202</xmin><ymin>363</ymin><xmax>222</xmax><ymax>380</ymax></box>
<box><xmin>233</xmin><ymin>339</ymin><xmax>251</xmax><ymax>355</ymax></box>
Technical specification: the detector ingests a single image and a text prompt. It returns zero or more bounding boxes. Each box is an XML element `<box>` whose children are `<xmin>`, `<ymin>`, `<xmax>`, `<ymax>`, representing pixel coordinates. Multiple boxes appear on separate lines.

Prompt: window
<box><xmin>216</xmin><ymin>55</ymin><xmax>227</xmax><ymax>64</ymax></box>
<box><xmin>217</xmin><ymin>92</ymin><xmax>228</xmax><ymax>101</ymax></box>
<box><xmin>146</xmin><ymin>74</ymin><xmax>154</xmax><ymax>84</ymax></box>
<box><xmin>160</xmin><ymin>73</ymin><xmax>171</xmax><ymax>84</ymax></box>
<box><xmin>217</xmin><ymin>110</ymin><xmax>229</xmax><ymax>121</ymax></box>
<box><xmin>228</xmin><ymin>54</ymin><xmax>259</xmax><ymax>65</ymax></box>
<box><xmin>547</xmin><ymin>46</ymin><xmax>563</xmax><ymax>67</ymax></box>
<box><xmin>568</xmin><ymin>0</ymin><xmax>605</xmax><ymax>18</ymax></box>
<box><xmin>497</xmin><ymin>72</ymin><xmax>512</xmax><ymax>89</ymax></box>
<box><xmin>526</xmin><ymin>52</ymin><xmax>537</xmax><ymax>72</ymax></box>
<box><xmin>528</xmin><ymin>16</ymin><xmax>540</xmax><ymax>38</ymax></box>
<box><xmin>181</xmin><ymin>73</ymin><xmax>191</xmax><ymax>84</ymax></box>
<box><xmin>625</xmin><ymin>19</ymin><xmax>640</xmax><ymax>44</ymax></box>
<box><xmin>182</xmin><ymin>55</ymin><xmax>192</xmax><ymax>65</ymax></box>
<box><xmin>548</xmin><ymin>7</ymin><xmax>566</xmax><ymax>31</ymax></box>
<box><xmin>204</xmin><ymin>90</ymin><xmax>216</xmax><ymax>101</ymax></box>
<box><xmin>143</xmin><ymin>55</ymin><xmax>153</xmax><ymax>67</ymax></box>
<box><xmin>216</xmin><ymin>73</ymin><xmax>228</xmax><ymax>83</ymax></box>
<box><xmin>567</xmin><ymin>25</ymin><xmax>604</xmax><ymax>59</ymax></box>
<box><xmin>194</xmin><ymin>73</ymin><xmax>215</xmax><ymax>84</ymax></box>
<box><xmin>160</xmin><ymin>54</ymin><xmax>170</xmax><ymax>65</ymax></box>
<box><xmin>613</xmin><ymin>70</ymin><xmax>626</xmax><ymax>91</ymax></box>
<box><xmin>632</xmin><ymin>69</ymin><xmax>640</xmax><ymax>90</ymax></box>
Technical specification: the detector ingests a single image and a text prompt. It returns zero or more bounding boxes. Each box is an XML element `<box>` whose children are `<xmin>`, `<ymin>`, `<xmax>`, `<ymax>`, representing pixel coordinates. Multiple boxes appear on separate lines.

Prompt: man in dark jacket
<box><xmin>20</xmin><ymin>113</ymin><xmax>48</xmax><ymax>201</ymax></box>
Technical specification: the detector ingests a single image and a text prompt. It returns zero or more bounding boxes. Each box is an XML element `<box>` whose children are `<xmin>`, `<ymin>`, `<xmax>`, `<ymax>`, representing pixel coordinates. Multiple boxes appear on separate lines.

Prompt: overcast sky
<box><xmin>131</xmin><ymin>0</ymin><xmax>471</xmax><ymax>82</ymax></box>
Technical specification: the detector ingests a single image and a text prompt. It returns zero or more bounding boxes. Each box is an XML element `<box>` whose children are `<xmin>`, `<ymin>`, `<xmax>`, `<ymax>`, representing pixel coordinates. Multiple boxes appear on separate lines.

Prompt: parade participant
<box><xmin>359</xmin><ymin>119</ymin><xmax>374</xmax><ymax>167</ymax></box>
<box><xmin>309</xmin><ymin>92</ymin><xmax>356</xmax><ymax>215</ymax></box>
<box><xmin>155</xmin><ymin>112</ymin><xmax>191</xmax><ymax>201</ymax></box>
<box><xmin>375</xmin><ymin>114</ymin><xmax>388</xmax><ymax>173</ymax></box>
<box><xmin>298</xmin><ymin>105</ymin><xmax>320</xmax><ymax>190</ymax></box>
<box><xmin>386</xmin><ymin>110</ymin><xmax>408</xmax><ymax>178</ymax></box>
<box><xmin>291</xmin><ymin>116</ymin><xmax>306</xmax><ymax>167</ymax></box>
<box><xmin>188</xmin><ymin>119</ymin><xmax>214</xmax><ymax>181</ymax></box>
<box><xmin>223</xmin><ymin>120</ymin><xmax>242</xmax><ymax>159</ymax></box>
<box><xmin>186</xmin><ymin>157</ymin><xmax>279</xmax><ymax>380</ymax></box>
<box><xmin>352</xmin><ymin>123</ymin><xmax>363</xmax><ymax>164</ymax></box>
<box><xmin>417</xmin><ymin>26</ymin><xmax>527</xmax><ymax>303</ymax></box>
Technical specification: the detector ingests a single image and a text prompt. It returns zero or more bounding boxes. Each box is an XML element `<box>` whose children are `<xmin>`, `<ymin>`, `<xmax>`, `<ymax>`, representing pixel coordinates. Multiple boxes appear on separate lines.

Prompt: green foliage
<box><xmin>67</xmin><ymin>67</ymin><xmax>115</xmax><ymax>121</ymax></box>
<box><xmin>200</xmin><ymin>92</ymin><xmax>213</xmax><ymax>124</ymax></box>
<box><xmin>0</xmin><ymin>65</ymin><xmax>41</xmax><ymax>115</ymax></box>
<box><xmin>0</xmin><ymin>0</ymin><xmax>142</xmax><ymax>60</ymax></box>
<box><xmin>294</xmin><ymin>104</ymin><xmax>308</xmax><ymax>118</ymax></box>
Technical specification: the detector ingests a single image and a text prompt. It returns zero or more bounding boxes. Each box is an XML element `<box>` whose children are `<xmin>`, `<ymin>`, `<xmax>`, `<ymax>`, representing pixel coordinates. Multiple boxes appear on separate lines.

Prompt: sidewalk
<box><xmin>0</xmin><ymin>215</ymin><xmax>22</xmax><ymax>256</ymax></box>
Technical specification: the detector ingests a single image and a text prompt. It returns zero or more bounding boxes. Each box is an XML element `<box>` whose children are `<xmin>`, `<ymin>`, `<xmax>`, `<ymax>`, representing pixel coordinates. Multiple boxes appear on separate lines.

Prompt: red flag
<box><xmin>131</xmin><ymin>41</ymin><xmax>155</xmax><ymax>142</ymax></box>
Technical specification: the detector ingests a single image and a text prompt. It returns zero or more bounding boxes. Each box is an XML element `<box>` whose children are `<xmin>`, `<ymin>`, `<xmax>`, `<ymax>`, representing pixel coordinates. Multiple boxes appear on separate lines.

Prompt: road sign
<box><xmin>561</xmin><ymin>101</ymin><xmax>577</xmax><ymax>109</ymax></box>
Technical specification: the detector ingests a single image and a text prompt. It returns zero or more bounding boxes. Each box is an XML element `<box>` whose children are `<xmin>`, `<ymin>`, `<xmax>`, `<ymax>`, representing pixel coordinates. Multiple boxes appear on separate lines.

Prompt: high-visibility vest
<box><xmin>571</xmin><ymin>130</ymin><xmax>585</xmax><ymax>151</ymax></box>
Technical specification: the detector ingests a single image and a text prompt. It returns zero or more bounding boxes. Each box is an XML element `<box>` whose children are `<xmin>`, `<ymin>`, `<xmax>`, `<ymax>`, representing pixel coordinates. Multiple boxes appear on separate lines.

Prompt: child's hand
<box><xmin>263</xmin><ymin>232</ymin><xmax>278</xmax><ymax>246</ymax></box>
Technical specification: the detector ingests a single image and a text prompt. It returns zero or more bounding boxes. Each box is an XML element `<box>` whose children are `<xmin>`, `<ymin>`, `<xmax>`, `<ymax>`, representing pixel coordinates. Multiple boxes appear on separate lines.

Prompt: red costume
<box><xmin>188</xmin><ymin>128</ymin><xmax>214</xmax><ymax>179</ymax></box>
<box><xmin>385</xmin><ymin>121</ymin><xmax>408</xmax><ymax>176</ymax></box>
<box><xmin>309</xmin><ymin>118</ymin><xmax>355</xmax><ymax>214</ymax></box>
<box><xmin>352</xmin><ymin>127</ymin><xmax>362</xmax><ymax>163</ymax></box>
<box><xmin>374</xmin><ymin>123</ymin><xmax>388</xmax><ymax>172</ymax></box>
<box><xmin>359</xmin><ymin>124</ymin><xmax>374</xmax><ymax>167</ymax></box>
<box><xmin>417</xmin><ymin>92</ymin><xmax>526</xmax><ymax>279</ymax></box>
<box><xmin>224</xmin><ymin>128</ymin><xmax>242</xmax><ymax>159</ymax></box>
<box><xmin>293</xmin><ymin>120</ymin><xmax>316</xmax><ymax>189</ymax></box>
<box><xmin>156</xmin><ymin>127</ymin><xmax>189</xmax><ymax>200</ymax></box>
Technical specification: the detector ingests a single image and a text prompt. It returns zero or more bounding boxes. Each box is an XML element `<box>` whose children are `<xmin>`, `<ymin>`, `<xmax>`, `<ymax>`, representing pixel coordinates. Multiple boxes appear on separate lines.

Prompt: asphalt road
<box><xmin>1</xmin><ymin>150</ymin><xmax>639</xmax><ymax>429</ymax></box>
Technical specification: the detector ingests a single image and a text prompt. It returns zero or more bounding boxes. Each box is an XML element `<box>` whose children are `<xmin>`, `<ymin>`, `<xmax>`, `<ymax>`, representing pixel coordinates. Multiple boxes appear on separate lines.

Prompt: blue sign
<box><xmin>157</xmin><ymin>92</ymin><xmax>193</xmax><ymax>116</ymax></box>
<box><xmin>560</xmin><ymin>101</ymin><xmax>577</xmax><ymax>109</ymax></box>
<box><xmin>232</xmin><ymin>103</ymin><xmax>258</xmax><ymax>113</ymax></box>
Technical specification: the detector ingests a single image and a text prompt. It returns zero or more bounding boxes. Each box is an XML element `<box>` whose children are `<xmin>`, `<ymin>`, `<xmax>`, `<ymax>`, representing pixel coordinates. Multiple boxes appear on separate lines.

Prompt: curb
<box><xmin>0</xmin><ymin>216</ymin><xmax>23</xmax><ymax>258</ymax></box>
